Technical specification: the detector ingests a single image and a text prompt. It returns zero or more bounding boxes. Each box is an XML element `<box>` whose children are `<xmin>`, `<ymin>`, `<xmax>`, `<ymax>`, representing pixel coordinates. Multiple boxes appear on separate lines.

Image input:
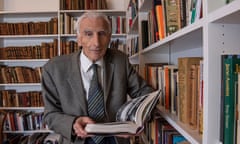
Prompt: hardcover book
<box><xmin>177</xmin><ymin>57</ymin><xmax>202</xmax><ymax>124</ymax></box>
<box><xmin>220</xmin><ymin>54</ymin><xmax>240</xmax><ymax>144</ymax></box>
<box><xmin>237</xmin><ymin>72</ymin><xmax>240</xmax><ymax>144</ymax></box>
<box><xmin>85</xmin><ymin>90</ymin><xmax>161</xmax><ymax>135</ymax></box>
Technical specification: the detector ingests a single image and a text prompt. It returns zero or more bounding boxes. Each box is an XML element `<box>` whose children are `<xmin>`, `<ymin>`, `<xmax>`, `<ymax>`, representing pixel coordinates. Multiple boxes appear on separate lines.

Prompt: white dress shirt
<box><xmin>80</xmin><ymin>51</ymin><xmax>104</xmax><ymax>99</ymax></box>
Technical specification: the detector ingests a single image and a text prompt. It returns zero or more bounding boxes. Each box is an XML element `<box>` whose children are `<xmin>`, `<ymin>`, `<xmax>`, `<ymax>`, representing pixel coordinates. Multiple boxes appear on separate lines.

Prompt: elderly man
<box><xmin>41</xmin><ymin>12</ymin><xmax>153</xmax><ymax>144</ymax></box>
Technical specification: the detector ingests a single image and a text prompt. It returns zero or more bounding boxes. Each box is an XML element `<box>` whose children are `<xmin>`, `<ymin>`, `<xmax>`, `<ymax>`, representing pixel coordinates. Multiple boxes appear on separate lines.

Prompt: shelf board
<box><xmin>60</xmin><ymin>34</ymin><xmax>76</xmax><ymax>37</ymax></box>
<box><xmin>141</xmin><ymin>19</ymin><xmax>204</xmax><ymax>54</ymax></box>
<box><xmin>0</xmin><ymin>83</ymin><xmax>41</xmax><ymax>86</ymax></box>
<box><xmin>0</xmin><ymin>11</ymin><xmax>58</xmax><ymax>17</ymax></box>
<box><xmin>3</xmin><ymin>129</ymin><xmax>52</xmax><ymax>133</ymax></box>
<box><xmin>0</xmin><ymin>35</ymin><xmax>58</xmax><ymax>39</ymax></box>
<box><xmin>0</xmin><ymin>59</ymin><xmax>49</xmax><ymax>62</ymax></box>
<box><xmin>157</xmin><ymin>105</ymin><xmax>202</xmax><ymax>144</ymax></box>
<box><xmin>111</xmin><ymin>33</ymin><xmax>127</xmax><ymax>37</ymax></box>
<box><xmin>0</xmin><ymin>107</ymin><xmax>44</xmax><ymax>110</ymax></box>
<box><xmin>60</xmin><ymin>9</ymin><xmax>126</xmax><ymax>16</ymax></box>
<box><xmin>129</xmin><ymin>53</ymin><xmax>139</xmax><ymax>59</ymax></box>
<box><xmin>129</xmin><ymin>53</ymin><xmax>139</xmax><ymax>65</ymax></box>
<box><xmin>60</xmin><ymin>33</ymin><xmax>126</xmax><ymax>38</ymax></box>
<box><xmin>208</xmin><ymin>0</ymin><xmax>240</xmax><ymax>24</ymax></box>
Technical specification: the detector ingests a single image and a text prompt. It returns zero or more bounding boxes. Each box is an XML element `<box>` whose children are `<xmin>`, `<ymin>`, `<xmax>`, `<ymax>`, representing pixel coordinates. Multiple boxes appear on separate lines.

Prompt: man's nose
<box><xmin>91</xmin><ymin>33</ymin><xmax>100</xmax><ymax>47</ymax></box>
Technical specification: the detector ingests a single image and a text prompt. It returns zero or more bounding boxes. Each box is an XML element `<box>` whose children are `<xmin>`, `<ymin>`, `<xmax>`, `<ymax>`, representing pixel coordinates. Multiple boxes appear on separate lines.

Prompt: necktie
<box><xmin>88</xmin><ymin>64</ymin><xmax>105</xmax><ymax>144</ymax></box>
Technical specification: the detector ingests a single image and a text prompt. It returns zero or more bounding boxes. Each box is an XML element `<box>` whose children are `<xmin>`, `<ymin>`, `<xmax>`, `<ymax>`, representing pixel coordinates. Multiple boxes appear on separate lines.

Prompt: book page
<box><xmin>116</xmin><ymin>90</ymin><xmax>161</xmax><ymax>125</ymax></box>
<box><xmin>116</xmin><ymin>95</ymin><xmax>148</xmax><ymax>122</ymax></box>
<box><xmin>135</xmin><ymin>90</ymin><xmax>161</xmax><ymax>125</ymax></box>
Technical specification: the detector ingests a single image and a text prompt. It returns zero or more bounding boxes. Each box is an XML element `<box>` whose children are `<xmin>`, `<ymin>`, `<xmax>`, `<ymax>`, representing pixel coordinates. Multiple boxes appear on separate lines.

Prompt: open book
<box><xmin>85</xmin><ymin>90</ymin><xmax>161</xmax><ymax>135</ymax></box>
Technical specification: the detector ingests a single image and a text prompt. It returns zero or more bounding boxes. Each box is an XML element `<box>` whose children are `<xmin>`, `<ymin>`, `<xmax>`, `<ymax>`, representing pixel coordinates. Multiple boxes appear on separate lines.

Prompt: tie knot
<box><xmin>91</xmin><ymin>64</ymin><xmax>98</xmax><ymax>74</ymax></box>
<box><xmin>92</xmin><ymin>63</ymin><xmax>98</xmax><ymax>69</ymax></box>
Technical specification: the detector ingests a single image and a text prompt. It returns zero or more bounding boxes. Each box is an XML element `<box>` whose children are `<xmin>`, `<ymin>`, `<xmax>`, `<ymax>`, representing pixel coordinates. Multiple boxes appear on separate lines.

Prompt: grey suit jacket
<box><xmin>41</xmin><ymin>48</ymin><xmax>153</xmax><ymax>144</ymax></box>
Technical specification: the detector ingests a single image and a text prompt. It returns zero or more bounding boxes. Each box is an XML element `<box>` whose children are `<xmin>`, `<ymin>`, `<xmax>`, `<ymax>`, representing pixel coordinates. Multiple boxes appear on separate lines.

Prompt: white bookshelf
<box><xmin>0</xmin><ymin>0</ymin><xmax>128</xmax><ymax>136</ymax></box>
<box><xmin>127</xmin><ymin>0</ymin><xmax>240</xmax><ymax>143</ymax></box>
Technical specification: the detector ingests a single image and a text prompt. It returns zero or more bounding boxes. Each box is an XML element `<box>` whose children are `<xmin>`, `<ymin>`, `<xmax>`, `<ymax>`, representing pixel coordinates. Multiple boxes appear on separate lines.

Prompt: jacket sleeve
<box><xmin>125</xmin><ymin>54</ymin><xmax>154</xmax><ymax>98</ymax></box>
<box><xmin>41</xmin><ymin>65</ymin><xmax>76</xmax><ymax>142</ymax></box>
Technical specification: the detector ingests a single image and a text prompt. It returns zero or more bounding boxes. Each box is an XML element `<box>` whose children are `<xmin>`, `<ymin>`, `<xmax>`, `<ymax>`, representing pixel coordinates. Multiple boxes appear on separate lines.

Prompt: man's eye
<box><xmin>84</xmin><ymin>31</ymin><xmax>93</xmax><ymax>36</ymax></box>
<box><xmin>98</xmin><ymin>31</ymin><xmax>107</xmax><ymax>36</ymax></box>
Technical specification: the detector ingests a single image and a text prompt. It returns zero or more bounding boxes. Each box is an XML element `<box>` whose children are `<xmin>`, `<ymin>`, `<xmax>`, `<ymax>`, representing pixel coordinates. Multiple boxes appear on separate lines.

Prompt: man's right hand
<box><xmin>73</xmin><ymin>116</ymin><xmax>95</xmax><ymax>138</ymax></box>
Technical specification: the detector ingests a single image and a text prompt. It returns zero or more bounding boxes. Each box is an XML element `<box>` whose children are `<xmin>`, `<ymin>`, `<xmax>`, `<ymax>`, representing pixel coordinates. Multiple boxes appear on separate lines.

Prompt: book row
<box><xmin>0</xmin><ymin>15</ymin><xmax>126</xmax><ymax>36</ymax></box>
<box><xmin>3</xmin><ymin>111</ymin><xmax>46</xmax><ymax>131</ymax></box>
<box><xmin>0</xmin><ymin>39</ymin><xmax>58</xmax><ymax>60</ymax></box>
<box><xmin>60</xmin><ymin>0</ymin><xmax>108</xmax><ymax>10</ymax></box>
<box><xmin>139</xmin><ymin>0</ymin><xmax>202</xmax><ymax>49</ymax></box>
<box><xmin>0</xmin><ymin>17</ymin><xmax>58</xmax><ymax>35</ymax></box>
<box><xmin>0</xmin><ymin>39</ymin><xmax>125</xmax><ymax>60</ymax></box>
<box><xmin>0</xmin><ymin>90</ymin><xmax>43</xmax><ymax>107</ymax></box>
<box><xmin>0</xmin><ymin>66</ymin><xmax>42</xmax><ymax>84</ymax></box>
<box><xmin>144</xmin><ymin>57</ymin><xmax>203</xmax><ymax>135</ymax></box>
<box><xmin>144</xmin><ymin>116</ymin><xmax>190</xmax><ymax>144</ymax></box>
<box><xmin>126</xmin><ymin>36</ymin><xmax>139</xmax><ymax>56</ymax></box>
<box><xmin>60</xmin><ymin>14</ymin><xmax>127</xmax><ymax>35</ymax></box>
<box><xmin>143</xmin><ymin>55</ymin><xmax>240</xmax><ymax>143</ymax></box>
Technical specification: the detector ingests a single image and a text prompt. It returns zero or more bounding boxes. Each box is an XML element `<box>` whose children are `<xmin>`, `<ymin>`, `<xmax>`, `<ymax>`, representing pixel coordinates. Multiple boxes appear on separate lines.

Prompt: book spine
<box><xmin>198</xmin><ymin>60</ymin><xmax>204</xmax><ymax>134</ymax></box>
<box><xmin>237</xmin><ymin>72</ymin><xmax>240</xmax><ymax>144</ymax></box>
<box><xmin>178</xmin><ymin>57</ymin><xmax>202</xmax><ymax>124</ymax></box>
<box><xmin>155</xmin><ymin>0</ymin><xmax>165</xmax><ymax>40</ymax></box>
<box><xmin>222</xmin><ymin>55</ymin><xmax>240</xmax><ymax>144</ymax></box>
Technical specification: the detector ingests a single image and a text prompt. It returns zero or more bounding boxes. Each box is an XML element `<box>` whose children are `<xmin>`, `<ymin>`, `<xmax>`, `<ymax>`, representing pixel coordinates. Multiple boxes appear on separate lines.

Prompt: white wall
<box><xmin>0</xmin><ymin>0</ymin><xmax>129</xmax><ymax>11</ymax></box>
<box><xmin>105</xmin><ymin>0</ymin><xmax>129</xmax><ymax>10</ymax></box>
<box><xmin>1</xmin><ymin>0</ymin><xmax>59</xmax><ymax>11</ymax></box>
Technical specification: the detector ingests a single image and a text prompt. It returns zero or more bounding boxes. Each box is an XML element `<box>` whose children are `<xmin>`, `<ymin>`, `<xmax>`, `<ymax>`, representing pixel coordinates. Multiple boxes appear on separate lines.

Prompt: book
<box><xmin>85</xmin><ymin>90</ymin><xmax>162</xmax><ymax>135</ymax></box>
<box><xmin>221</xmin><ymin>54</ymin><xmax>240</xmax><ymax>144</ymax></box>
<box><xmin>189</xmin><ymin>64</ymin><xmax>199</xmax><ymax>130</ymax></box>
<box><xmin>198</xmin><ymin>60</ymin><xmax>204</xmax><ymax>134</ymax></box>
<box><xmin>171</xmin><ymin>134</ymin><xmax>187</xmax><ymax>144</ymax></box>
<box><xmin>0</xmin><ymin>111</ymin><xmax>7</xmax><ymax>143</ymax></box>
<box><xmin>151</xmin><ymin>1</ymin><xmax>159</xmax><ymax>42</ymax></box>
<box><xmin>163</xmin><ymin>0</ymin><xmax>181</xmax><ymax>36</ymax></box>
<box><xmin>237</xmin><ymin>72</ymin><xmax>240</xmax><ymax>144</ymax></box>
<box><xmin>179</xmin><ymin>0</ymin><xmax>187</xmax><ymax>28</ymax></box>
<box><xmin>154</xmin><ymin>0</ymin><xmax>165</xmax><ymax>40</ymax></box>
<box><xmin>189</xmin><ymin>0</ymin><xmax>202</xmax><ymax>24</ymax></box>
<box><xmin>141</xmin><ymin>20</ymin><xmax>149</xmax><ymax>49</ymax></box>
<box><xmin>177</xmin><ymin>57</ymin><xmax>202</xmax><ymax>124</ymax></box>
<box><xmin>163</xmin><ymin>65</ymin><xmax>178</xmax><ymax>112</ymax></box>
<box><xmin>226</xmin><ymin>0</ymin><xmax>234</xmax><ymax>4</ymax></box>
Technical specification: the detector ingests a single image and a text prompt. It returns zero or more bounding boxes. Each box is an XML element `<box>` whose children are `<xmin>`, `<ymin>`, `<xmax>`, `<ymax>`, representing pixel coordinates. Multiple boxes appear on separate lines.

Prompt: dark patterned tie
<box><xmin>88</xmin><ymin>64</ymin><xmax>105</xmax><ymax>144</ymax></box>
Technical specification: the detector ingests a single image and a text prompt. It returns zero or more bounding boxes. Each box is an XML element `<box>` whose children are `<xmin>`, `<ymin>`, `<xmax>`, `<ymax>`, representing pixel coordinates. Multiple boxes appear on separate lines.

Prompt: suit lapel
<box><xmin>103</xmin><ymin>50</ymin><xmax>114</xmax><ymax>103</ymax></box>
<box><xmin>67</xmin><ymin>51</ymin><xmax>88</xmax><ymax>114</ymax></box>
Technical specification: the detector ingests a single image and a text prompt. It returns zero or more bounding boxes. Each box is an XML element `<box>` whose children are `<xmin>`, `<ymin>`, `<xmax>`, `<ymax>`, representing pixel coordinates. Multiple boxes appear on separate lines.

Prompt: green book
<box><xmin>190</xmin><ymin>0</ymin><xmax>197</xmax><ymax>24</ymax></box>
<box><xmin>226</xmin><ymin>0</ymin><xmax>234</xmax><ymax>4</ymax></box>
<box><xmin>222</xmin><ymin>54</ymin><xmax>240</xmax><ymax>144</ymax></box>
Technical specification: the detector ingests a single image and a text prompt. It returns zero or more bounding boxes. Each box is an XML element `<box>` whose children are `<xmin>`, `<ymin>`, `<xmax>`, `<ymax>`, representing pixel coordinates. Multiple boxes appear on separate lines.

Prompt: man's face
<box><xmin>77</xmin><ymin>17</ymin><xmax>111</xmax><ymax>62</ymax></box>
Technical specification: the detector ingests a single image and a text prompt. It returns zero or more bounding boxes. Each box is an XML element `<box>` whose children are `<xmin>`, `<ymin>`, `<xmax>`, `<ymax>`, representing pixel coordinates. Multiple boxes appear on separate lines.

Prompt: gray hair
<box><xmin>75</xmin><ymin>11</ymin><xmax>112</xmax><ymax>36</ymax></box>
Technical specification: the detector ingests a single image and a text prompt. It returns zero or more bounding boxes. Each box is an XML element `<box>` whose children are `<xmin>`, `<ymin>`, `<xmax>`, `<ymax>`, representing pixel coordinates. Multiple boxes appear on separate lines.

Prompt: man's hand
<box><xmin>115</xmin><ymin>126</ymin><xmax>144</xmax><ymax>138</ymax></box>
<box><xmin>73</xmin><ymin>116</ymin><xmax>94</xmax><ymax>138</ymax></box>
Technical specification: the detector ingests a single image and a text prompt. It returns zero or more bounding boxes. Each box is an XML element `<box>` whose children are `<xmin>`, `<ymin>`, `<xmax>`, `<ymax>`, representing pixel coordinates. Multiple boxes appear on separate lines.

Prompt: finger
<box><xmin>73</xmin><ymin>124</ymin><xmax>88</xmax><ymax>137</ymax></box>
<box><xmin>74</xmin><ymin>128</ymin><xmax>87</xmax><ymax>137</ymax></box>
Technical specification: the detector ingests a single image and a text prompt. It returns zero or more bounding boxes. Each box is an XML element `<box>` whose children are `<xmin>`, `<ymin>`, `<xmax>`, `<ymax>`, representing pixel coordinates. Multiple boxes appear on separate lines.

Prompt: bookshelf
<box><xmin>0</xmin><ymin>0</ymin><xmax>128</xmax><ymax>141</ymax></box>
<box><xmin>127</xmin><ymin>0</ymin><xmax>240</xmax><ymax>144</ymax></box>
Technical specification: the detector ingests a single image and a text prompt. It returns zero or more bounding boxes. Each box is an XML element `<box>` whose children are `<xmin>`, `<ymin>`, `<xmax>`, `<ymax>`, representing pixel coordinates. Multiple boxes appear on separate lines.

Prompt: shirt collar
<box><xmin>80</xmin><ymin>51</ymin><xmax>104</xmax><ymax>72</ymax></box>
